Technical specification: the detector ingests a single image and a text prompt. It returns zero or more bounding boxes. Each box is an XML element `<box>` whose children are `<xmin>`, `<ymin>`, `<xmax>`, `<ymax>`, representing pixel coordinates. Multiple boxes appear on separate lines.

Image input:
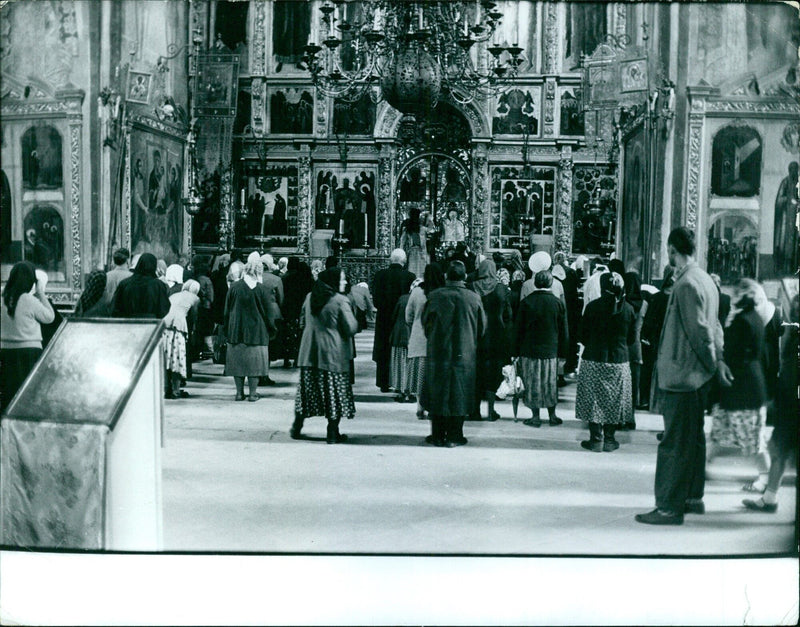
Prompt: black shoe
<box><xmin>602</xmin><ymin>439</ymin><xmax>620</xmax><ymax>452</ymax></box>
<box><xmin>235</xmin><ymin>393</ymin><xmax>246</xmax><ymax>401</ymax></box>
<box><xmin>380</xmin><ymin>386</ymin><xmax>391</xmax><ymax>393</ymax></box>
<box><xmin>580</xmin><ymin>439</ymin><xmax>602</xmax><ymax>452</ymax></box>
<box><xmin>548</xmin><ymin>416</ymin><xmax>563</xmax><ymax>426</ymax></box>
<box><xmin>656</xmin><ymin>432</ymin><xmax>664</xmax><ymax>442</ymax></box>
<box><xmin>684</xmin><ymin>499</ymin><xmax>705</xmax><ymax>515</ymax></box>
<box><xmin>557</xmin><ymin>376</ymin><xmax>568</xmax><ymax>388</ymax></box>
<box><xmin>327</xmin><ymin>433</ymin><xmax>348</xmax><ymax>444</ymax></box>
<box><xmin>449</xmin><ymin>437</ymin><xmax>468</xmax><ymax>447</ymax></box>
<box><xmin>259</xmin><ymin>376</ymin><xmax>276</xmax><ymax>386</ymax></box>
<box><xmin>425</xmin><ymin>435</ymin><xmax>447</xmax><ymax>447</ymax></box>
<box><xmin>636</xmin><ymin>404</ymin><xmax>649</xmax><ymax>411</ymax></box>
<box><xmin>635</xmin><ymin>508</ymin><xmax>684</xmax><ymax>525</ymax></box>
<box><xmin>523</xmin><ymin>418</ymin><xmax>542</xmax><ymax>428</ymax></box>
<box><xmin>487</xmin><ymin>411</ymin><xmax>500</xmax><ymax>422</ymax></box>
<box><xmin>742</xmin><ymin>498</ymin><xmax>777</xmax><ymax>513</ymax></box>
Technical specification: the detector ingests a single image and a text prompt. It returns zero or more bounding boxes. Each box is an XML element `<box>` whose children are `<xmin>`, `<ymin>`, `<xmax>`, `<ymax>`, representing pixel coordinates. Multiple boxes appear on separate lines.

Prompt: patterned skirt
<box><xmin>223</xmin><ymin>344</ymin><xmax>270</xmax><ymax>377</ymax></box>
<box><xmin>518</xmin><ymin>356</ymin><xmax>558</xmax><ymax>409</ymax></box>
<box><xmin>407</xmin><ymin>356</ymin><xmax>426</xmax><ymax>397</ymax></box>
<box><xmin>710</xmin><ymin>405</ymin><xmax>767</xmax><ymax>456</ymax></box>
<box><xmin>163</xmin><ymin>327</ymin><xmax>188</xmax><ymax>377</ymax></box>
<box><xmin>575</xmin><ymin>360</ymin><xmax>633</xmax><ymax>425</ymax></box>
<box><xmin>295</xmin><ymin>367</ymin><xmax>356</xmax><ymax>421</ymax></box>
<box><xmin>390</xmin><ymin>346</ymin><xmax>409</xmax><ymax>392</ymax></box>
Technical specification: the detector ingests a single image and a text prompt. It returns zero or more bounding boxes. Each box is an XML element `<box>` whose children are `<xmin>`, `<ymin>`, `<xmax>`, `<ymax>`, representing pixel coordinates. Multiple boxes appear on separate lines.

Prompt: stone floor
<box><xmin>161</xmin><ymin>330</ymin><xmax>798</xmax><ymax>556</ymax></box>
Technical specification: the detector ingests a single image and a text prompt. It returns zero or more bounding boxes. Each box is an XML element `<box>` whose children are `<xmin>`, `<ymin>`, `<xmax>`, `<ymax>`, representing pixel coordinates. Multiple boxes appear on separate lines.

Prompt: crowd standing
<box><xmin>0</xmin><ymin>225</ymin><xmax>796</xmax><ymax>526</ymax></box>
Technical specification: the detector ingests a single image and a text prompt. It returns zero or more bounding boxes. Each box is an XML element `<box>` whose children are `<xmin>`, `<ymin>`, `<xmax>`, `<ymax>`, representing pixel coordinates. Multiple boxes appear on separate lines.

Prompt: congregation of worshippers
<box><xmin>1</xmin><ymin>225</ymin><xmax>797</xmax><ymax>525</ymax></box>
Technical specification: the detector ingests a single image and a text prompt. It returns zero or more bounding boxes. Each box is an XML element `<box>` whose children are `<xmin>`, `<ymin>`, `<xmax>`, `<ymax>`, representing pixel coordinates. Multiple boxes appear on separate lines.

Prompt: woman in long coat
<box><xmin>709</xmin><ymin>279</ymin><xmax>769</xmax><ymax>490</ymax></box>
<box><xmin>622</xmin><ymin>270</ymin><xmax>647</xmax><ymax>428</ymax></box>
<box><xmin>420</xmin><ymin>261</ymin><xmax>486</xmax><ymax>447</ymax></box>
<box><xmin>223</xmin><ymin>259</ymin><xmax>277</xmax><ymax>402</ymax></box>
<box><xmin>471</xmin><ymin>258</ymin><xmax>512</xmax><ymax>421</ymax></box>
<box><xmin>291</xmin><ymin>267</ymin><xmax>359</xmax><ymax>444</ymax></box>
<box><xmin>281</xmin><ymin>258</ymin><xmax>314</xmax><ymax>367</ymax></box>
<box><xmin>576</xmin><ymin>272</ymin><xmax>636</xmax><ymax>452</ymax></box>
<box><xmin>514</xmin><ymin>269</ymin><xmax>568</xmax><ymax>427</ymax></box>
<box><xmin>405</xmin><ymin>264</ymin><xmax>445</xmax><ymax>419</ymax></box>
<box><xmin>112</xmin><ymin>253</ymin><xmax>170</xmax><ymax>319</ymax></box>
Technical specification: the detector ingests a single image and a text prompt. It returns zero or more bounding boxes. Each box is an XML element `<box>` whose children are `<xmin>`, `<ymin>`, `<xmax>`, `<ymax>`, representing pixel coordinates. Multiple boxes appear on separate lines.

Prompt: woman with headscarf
<box><xmin>509</xmin><ymin>269</ymin><xmax>526</xmax><ymax>321</ymax></box>
<box><xmin>621</xmin><ymin>270</ymin><xmax>647</xmax><ymax>429</ymax></box>
<box><xmin>310</xmin><ymin>258</ymin><xmax>324</xmax><ymax>282</ymax></box>
<box><xmin>405</xmin><ymin>263</ymin><xmax>445</xmax><ymax>419</ymax></box>
<box><xmin>223</xmin><ymin>258</ymin><xmax>278</xmax><ymax>401</ymax></box>
<box><xmin>281</xmin><ymin>258</ymin><xmax>315</xmax><ymax>368</ymax></box>
<box><xmin>708</xmin><ymin>278</ymin><xmax>770</xmax><ymax>491</ymax></box>
<box><xmin>575</xmin><ymin>272</ymin><xmax>636</xmax><ymax>452</ymax></box>
<box><xmin>389</xmin><ymin>278</ymin><xmax>419</xmax><ymax>403</ymax></box>
<box><xmin>471</xmin><ymin>258</ymin><xmax>512</xmax><ymax>421</ymax></box>
<box><xmin>1</xmin><ymin>262</ymin><xmax>55</xmax><ymax>410</ymax></box>
<box><xmin>165</xmin><ymin>263</ymin><xmax>184</xmax><ymax>296</ymax></box>
<box><xmin>156</xmin><ymin>259</ymin><xmax>168</xmax><ymax>285</ymax></box>
<box><xmin>290</xmin><ymin>267</ymin><xmax>359</xmax><ymax>444</ymax></box>
<box><xmin>514</xmin><ymin>269</ymin><xmax>568</xmax><ymax>427</ymax></box>
<box><xmin>73</xmin><ymin>270</ymin><xmax>108</xmax><ymax>317</ymax></box>
<box><xmin>191</xmin><ymin>254</ymin><xmax>215</xmax><ymax>360</ymax></box>
<box><xmin>210</xmin><ymin>253</ymin><xmax>231</xmax><ymax>328</ymax></box>
<box><xmin>163</xmin><ymin>279</ymin><xmax>201</xmax><ymax>399</ymax></box>
<box><xmin>112</xmin><ymin>253</ymin><xmax>170</xmax><ymax>319</ymax></box>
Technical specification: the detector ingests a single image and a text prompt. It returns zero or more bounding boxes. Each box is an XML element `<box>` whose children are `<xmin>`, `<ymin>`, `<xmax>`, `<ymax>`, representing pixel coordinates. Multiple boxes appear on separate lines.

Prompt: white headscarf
<box><xmin>528</xmin><ymin>251</ymin><xmax>551</xmax><ymax>274</ymax></box>
<box><xmin>247</xmin><ymin>251</ymin><xmax>264</xmax><ymax>283</ymax></box>
<box><xmin>165</xmin><ymin>264</ymin><xmax>184</xmax><ymax>286</ymax></box>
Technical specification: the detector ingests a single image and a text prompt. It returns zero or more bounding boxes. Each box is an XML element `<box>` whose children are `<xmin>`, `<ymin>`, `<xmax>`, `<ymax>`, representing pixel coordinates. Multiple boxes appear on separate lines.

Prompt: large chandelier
<box><xmin>303</xmin><ymin>0</ymin><xmax>524</xmax><ymax>114</ymax></box>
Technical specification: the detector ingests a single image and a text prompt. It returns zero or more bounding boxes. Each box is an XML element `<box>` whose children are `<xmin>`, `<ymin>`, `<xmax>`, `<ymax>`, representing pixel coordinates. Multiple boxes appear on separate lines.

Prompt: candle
<box><xmin>364</xmin><ymin>213</ymin><xmax>368</xmax><ymax>246</ymax></box>
<box><xmin>464</xmin><ymin>14</ymin><xmax>469</xmax><ymax>36</ymax></box>
<box><xmin>240</xmin><ymin>188</ymin><xmax>245</xmax><ymax>208</ymax></box>
<box><xmin>339</xmin><ymin>218</ymin><xmax>345</xmax><ymax>234</ymax></box>
<box><xmin>475</xmin><ymin>0</ymin><xmax>480</xmax><ymax>26</ymax></box>
<box><xmin>418</xmin><ymin>5</ymin><xmax>423</xmax><ymax>29</ymax></box>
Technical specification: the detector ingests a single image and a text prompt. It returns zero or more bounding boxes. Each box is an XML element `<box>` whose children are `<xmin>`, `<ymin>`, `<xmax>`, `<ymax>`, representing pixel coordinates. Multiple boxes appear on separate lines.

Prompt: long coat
<box><xmin>420</xmin><ymin>281</ymin><xmax>486</xmax><ymax>416</ymax></box>
<box><xmin>719</xmin><ymin>307</ymin><xmax>767</xmax><ymax>411</ymax></box>
<box><xmin>371</xmin><ymin>263</ymin><xmax>415</xmax><ymax>363</ymax></box>
<box><xmin>296</xmin><ymin>293</ymin><xmax>358</xmax><ymax>374</ymax></box>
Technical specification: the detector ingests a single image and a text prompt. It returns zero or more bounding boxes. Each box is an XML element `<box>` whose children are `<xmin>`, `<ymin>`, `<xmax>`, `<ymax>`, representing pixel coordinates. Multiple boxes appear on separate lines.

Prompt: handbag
<box><xmin>212</xmin><ymin>324</ymin><xmax>227</xmax><ymax>364</ymax></box>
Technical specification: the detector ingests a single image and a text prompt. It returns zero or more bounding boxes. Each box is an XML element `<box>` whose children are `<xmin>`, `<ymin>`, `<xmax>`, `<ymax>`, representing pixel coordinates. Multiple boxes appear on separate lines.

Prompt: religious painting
<box><xmin>435</xmin><ymin>159</ymin><xmax>470</xmax><ymax>248</ymax></box>
<box><xmin>313</xmin><ymin>166</ymin><xmax>376</xmax><ymax>249</ymax></box>
<box><xmin>559</xmin><ymin>86</ymin><xmax>585</xmax><ymax>136</ymax></box>
<box><xmin>620</xmin><ymin>58</ymin><xmax>648</xmax><ymax>93</ymax></box>
<box><xmin>23</xmin><ymin>204</ymin><xmax>65</xmax><ymax>278</ymax></box>
<box><xmin>621</xmin><ymin>129</ymin><xmax>647</xmax><ymax>274</ymax></box>
<box><xmin>492</xmin><ymin>87</ymin><xmax>540</xmax><ymax>136</ymax></box>
<box><xmin>708</xmin><ymin>214</ymin><xmax>759</xmax><ymax>283</ymax></box>
<box><xmin>21</xmin><ymin>125</ymin><xmax>63</xmax><ymax>190</ymax></box>
<box><xmin>333</xmin><ymin>92</ymin><xmax>377</xmax><ymax>136</ymax></box>
<box><xmin>236</xmin><ymin>164</ymin><xmax>298</xmax><ymax>248</ymax></box>
<box><xmin>269</xmin><ymin>88</ymin><xmax>314</xmax><ymax>135</ymax></box>
<box><xmin>129</xmin><ymin>131</ymin><xmax>184</xmax><ymax>264</ymax></box>
<box><xmin>773</xmin><ymin>161</ymin><xmax>799</xmax><ymax>277</ymax></box>
<box><xmin>272</xmin><ymin>0</ymin><xmax>311</xmax><ymax>73</ymax></box>
<box><xmin>711</xmin><ymin>125</ymin><xmax>762</xmax><ymax>197</ymax></box>
<box><xmin>195</xmin><ymin>54</ymin><xmax>239</xmax><ymax>116</ymax></box>
<box><xmin>564</xmin><ymin>2</ymin><xmax>608</xmax><ymax>65</ymax></box>
<box><xmin>489</xmin><ymin>167</ymin><xmax>555</xmax><ymax>250</ymax></box>
<box><xmin>571</xmin><ymin>166</ymin><xmax>618</xmax><ymax>256</ymax></box>
<box><xmin>126</xmin><ymin>71</ymin><xmax>152</xmax><ymax>104</ymax></box>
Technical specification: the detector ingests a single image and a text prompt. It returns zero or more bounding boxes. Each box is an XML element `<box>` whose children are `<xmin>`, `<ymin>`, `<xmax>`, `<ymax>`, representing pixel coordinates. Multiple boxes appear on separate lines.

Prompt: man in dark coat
<box><xmin>372</xmin><ymin>248</ymin><xmax>416</xmax><ymax>392</ymax></box>
<box><xmin>421</xmin><ymin>260</ymin><xmax>486</xmax><ymax>447</ymax></box>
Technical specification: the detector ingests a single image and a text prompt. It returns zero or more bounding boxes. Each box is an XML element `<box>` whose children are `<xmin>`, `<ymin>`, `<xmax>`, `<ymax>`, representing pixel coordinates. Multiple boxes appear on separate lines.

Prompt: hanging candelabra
<box><xmin>303</xmin><ymin>0</ymin><xmax>524</xmax><ymax>113</ymax></box>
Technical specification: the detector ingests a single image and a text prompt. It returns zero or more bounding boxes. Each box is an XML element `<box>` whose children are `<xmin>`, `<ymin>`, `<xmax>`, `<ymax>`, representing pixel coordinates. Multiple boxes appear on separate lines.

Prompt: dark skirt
<box><xmin>518</xmin><ymin>356</ymin><xmax>558</xmax><ymax>409</ymax></box>
<box><xmin>576</xmin><ymin>360</ymin><xmax>633</xmax><ymax>425</ymax></box>
<box><xmin>476</xmin><ymin>356</ymin><xmax>505</xmax><ymax>395</ymax></box>
<box><xmin>281</xmin><ymin>318</ymin><xmax>303</xmax><ymax>362</ymax></box>
<box><xmin>0</xmin><ymin>347</ymin><xmax>42</xmax><ymax>410</ymax></box>
<box><xmin>295</xmin><ymin>367</ymin><xmax>356</xmax><ymax>421</ymax></box>
<box><xmin>224</xmin><ymin>343</ymin><xmax>270</xmax><ymax>377</ymax></box>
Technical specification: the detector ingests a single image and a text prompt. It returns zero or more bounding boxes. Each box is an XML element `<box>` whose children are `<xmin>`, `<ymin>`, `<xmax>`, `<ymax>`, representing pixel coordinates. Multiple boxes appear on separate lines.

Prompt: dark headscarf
<box><xmin>623</xmin><ymin>271</ymin><xmax>643</xmax><ymax>314</ymax></box>
<box><xmin>472</xmin><ymin>258</ymin><xmax>498</xmax><ymax>297</ymax></box>
<box><xmin>599</xmin><ymin>271</ymin><xmax>626</xmax><ymax>315</ymax></box>
<box><xmin>423</xmin><ymin>263</ymin><xmax>445</xmax><ymax>296</ymax></box>
<box><xmin>76</xmin><ymin>270</ymin><xmax>107</xmax><ymax>315</ymax></box>
<box><xmin>283</xmin><ymin>260</ymin><xmax>315</xmax><ymax>320</ymax></box>
<box><xmin>134</xmin><ymin>253</ymin><xmax>158</xmax><ymax>278</ymax></box>
<box><xmin>310</xmin><ymin>267</ymin><xmax>341</xmax><ymax>316</ymax></box>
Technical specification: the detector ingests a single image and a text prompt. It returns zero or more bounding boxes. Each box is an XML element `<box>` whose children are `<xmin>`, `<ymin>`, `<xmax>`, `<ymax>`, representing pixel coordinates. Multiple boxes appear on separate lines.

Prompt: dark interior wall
<box><xmin>670</xmin><ymin>3</ymin><xmax>690</xmax><ymax>232</ymax></box>
<box><xmin>89</xmin><ymin>1</ymin><xmax>102</xmax><ymax>271</ymax></box>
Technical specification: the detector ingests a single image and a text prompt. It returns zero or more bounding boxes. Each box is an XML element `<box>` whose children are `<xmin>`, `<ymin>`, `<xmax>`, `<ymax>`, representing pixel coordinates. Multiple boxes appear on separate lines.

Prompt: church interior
<box><xmin>1</xmin><ymin>2</ymin><xmax>799</xmax><ymax>624</ymax></box>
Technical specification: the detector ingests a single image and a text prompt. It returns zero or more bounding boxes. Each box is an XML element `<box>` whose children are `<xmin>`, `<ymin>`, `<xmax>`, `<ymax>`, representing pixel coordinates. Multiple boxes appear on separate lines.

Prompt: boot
<box><xmin>581</xmin><ymin>422</ymin><xmax>603</xmax><ymax>452</ymax></box>
<box><xmin>326</xmin><ymin>419</ymin><xmax>348</xmax><ymax>444</ymax></box>
<box><xmin>426</xmin><ymin>416</ymin><xmax>447</xmax><ymax>446</ymax></box>
<box><xmin>603</xmin><ymin>424</ymin><xmax>620</xmax><ymax>452</ymax></box>
<box><xmin>447</xmin><ymin>416</ymin><xmax>467</xmax><ymax>446</ymax></box>
<box><xmin>290</xmin><ymin>415</ymin><xmax>305</xmax><ymax>440</ymax></box>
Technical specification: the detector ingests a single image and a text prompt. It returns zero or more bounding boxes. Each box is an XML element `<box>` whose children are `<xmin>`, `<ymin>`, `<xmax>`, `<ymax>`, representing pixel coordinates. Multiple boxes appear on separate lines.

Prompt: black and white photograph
<box><xmin>1</xmin><ymin>1</ymin><xmax>798</xmax><ymax>625</ymax></box>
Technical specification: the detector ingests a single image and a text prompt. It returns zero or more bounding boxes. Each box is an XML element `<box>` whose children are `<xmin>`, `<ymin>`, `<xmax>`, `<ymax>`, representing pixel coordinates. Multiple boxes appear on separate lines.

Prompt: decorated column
<box><xmin>556</xmin><ymin>146</ymin><xmax>574</xmax><ymax>254</ymax></box>
<box><xmin>470</xmin><ymin>142</ymin><xmax>489</xmax><ymax>253</ymax></box>
<box><xmin>296</xmin><ymin>153</ymin><xmax>312</xmax><ymax>254</ymax></box>
<box><xmin>377</xmin><ymin>151</ymin><xmax>394</xmax><ymax>256</ymax></box>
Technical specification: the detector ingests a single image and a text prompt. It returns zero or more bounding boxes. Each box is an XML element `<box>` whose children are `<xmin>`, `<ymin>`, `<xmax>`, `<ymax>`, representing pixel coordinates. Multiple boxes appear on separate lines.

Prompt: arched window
<box><xmin>21</xmin><ymin>125</ymin><xmax>63</xmax><ymax>190</ymax></box>
<box><xmin>711</xmin><ymin>126</ymin><xmax>762</xmax><ymax>197</ymax></box>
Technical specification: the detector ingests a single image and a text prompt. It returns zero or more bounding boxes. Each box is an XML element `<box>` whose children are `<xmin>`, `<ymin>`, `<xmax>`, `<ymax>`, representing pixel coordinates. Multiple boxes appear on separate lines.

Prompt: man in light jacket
<box><xmin>636</xmin><ymin>227</ymin><xmax>731</xmax><ymax>525</ymax></box>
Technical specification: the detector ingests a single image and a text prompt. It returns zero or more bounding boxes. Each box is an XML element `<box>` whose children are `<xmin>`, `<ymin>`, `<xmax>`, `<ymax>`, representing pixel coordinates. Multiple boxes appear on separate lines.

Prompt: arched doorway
<box><xmin>393</xmin><ymin>102</ymin><xmax>472</xmax><ymax>258</ymax></box>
